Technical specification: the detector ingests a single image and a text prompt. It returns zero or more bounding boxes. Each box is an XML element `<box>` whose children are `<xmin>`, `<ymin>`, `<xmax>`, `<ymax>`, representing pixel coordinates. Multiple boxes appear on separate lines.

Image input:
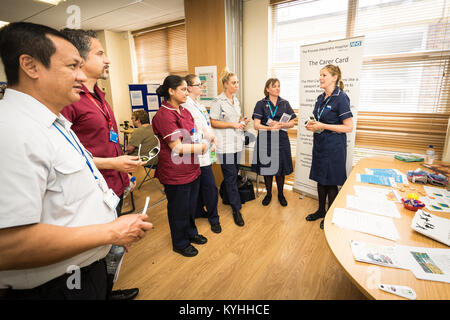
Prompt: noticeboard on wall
<box><xmin>128</xmin><ymin>84</ymin><xmax>162</xmax><ymax>123</ymax></box>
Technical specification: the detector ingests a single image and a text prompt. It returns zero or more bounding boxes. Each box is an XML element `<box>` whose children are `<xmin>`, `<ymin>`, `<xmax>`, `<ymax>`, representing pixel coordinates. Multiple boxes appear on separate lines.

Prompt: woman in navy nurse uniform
<box><xmin>305</xmin><ymin>64</ymin><xmax>353</xmax><ymax>230</ymax></box>
<box><xmin>251</xmin><ymin>78</ymin><xmax>296</xmax><ymax>207</ymax></box>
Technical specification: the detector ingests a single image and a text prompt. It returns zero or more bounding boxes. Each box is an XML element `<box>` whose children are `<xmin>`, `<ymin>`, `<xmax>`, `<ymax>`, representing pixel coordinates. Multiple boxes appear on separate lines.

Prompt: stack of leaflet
<box><xmin>422</xmin><ymin>186</ymin><xmax>450</xmax><ymax>213</ymax></box>
<box><xmin>349</xmin><ymin>240</ymin><xmax>450</xmax><ymax>283</ymax></box>
<box><xmin>357</xmin><ymin>168</ymin><xmax>408</xmax><ymax>187</ymax></box>
<box><xmin>332</xmin><ymin>208</ymin><xmax>400</xmax><ymax>241</ymax></box>
<box><xmin>346</xmin><ymin>194</ymin><xmax>401</xmax><ymax>218</ymax></box>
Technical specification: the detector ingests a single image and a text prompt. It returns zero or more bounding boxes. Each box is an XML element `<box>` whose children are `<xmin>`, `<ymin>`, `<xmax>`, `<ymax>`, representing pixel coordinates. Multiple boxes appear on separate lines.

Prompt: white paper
<box><xmin>147</xmin><ymin>84</ymin><xmax>159</xmax><ymax>94</ymax></box>
<box><xmin>422</xmin><ymin>186</ymin><xmax>450</xmax><ymax>213</ymax></box>
<box><xmin>195</xmin><ymin>66</ymin><xmax>218</xmax><ymax>101</ymax></box>
<box><xmin>397</xmin><ymin>245</ymin><xmax>450</xmax><ymax>283</ymax></box>
<box><xmin>346</xmin><ymin>194</ymin><xmax>401</xmax><ymax>218</ymax></box>
<box><xmin>147</xmin><ymin>95</ymin><xmax>159</xmax><ymax>110</ymax></box>
<box><xmin>332</xmin><ymin>208</ymin><xmax>400</xmax><ymax>241</ymax></box>
<box><xmin>350</xmin><ymin>240</ymin><xmax>409</xmax><ymax>269</ymax></box>
<box><xmin>130</xmin><ymin>90</ymin><xmax>143</xmax><ymax>106</ymax></box>
<box><xmin>353</xmin><ymin>185</ymin><xmax>400</xmax><ymax>202</ymax></box>
<box><xmin>411</xmin><ymin>210</ymin><xmax>450</xmax><ymax>246</ymax></box>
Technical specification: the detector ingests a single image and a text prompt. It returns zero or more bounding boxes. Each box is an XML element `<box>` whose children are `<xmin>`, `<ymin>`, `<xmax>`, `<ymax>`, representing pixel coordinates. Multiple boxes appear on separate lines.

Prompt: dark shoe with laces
<box><xmin>173</xmin><ymin>245</ymin><xmax>198</xmax><ymax>257</ymax></box>
<box><xmin>233</xmin><ymin>211</ymin><xmax>245</xmax><ymax>227</ymax></box>
<box><xmin>262</xmin><ymin>194</ymin><xmax>272</xmax><ymax>206</ymax></box>
<box><xmin>108</xmin><ymin>288</ymin><xmax>139</xmax><ymax>300</ymax></box>
<box><xmin>278</xmin><ymin>194</ymin><xmax>287</xmax><ymax>207</ymax></box>
<box><xmin>190</xmin><ymin>234</ymin><xmax>208</xmax><ymax>245</ymax></box>
<box><xmin>211</xmin><ymin>223</ymin><xmax>222</xmax><ymax>233</ymax></box>
<box><xmin>306</xmin><ymin>210</ymin><xmax>325</xmax><ymax>221</ymax></box>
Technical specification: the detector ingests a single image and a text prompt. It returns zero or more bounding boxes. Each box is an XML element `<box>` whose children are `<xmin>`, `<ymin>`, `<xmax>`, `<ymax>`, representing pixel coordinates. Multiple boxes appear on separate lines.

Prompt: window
<box><xmin>133</xmin><ymin>22</ymin><xmax>188</xmax><ymax>84</ymax></box>
<box><xmin>271</xmin><ymin>0</ymin><xmax>450</xmax><ymax>161</ymax></box>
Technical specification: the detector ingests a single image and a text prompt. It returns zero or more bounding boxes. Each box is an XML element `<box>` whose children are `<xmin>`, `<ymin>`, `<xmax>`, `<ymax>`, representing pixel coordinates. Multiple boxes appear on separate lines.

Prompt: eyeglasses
<box><xmin>191</xmin><ymin>83</ymin><xmax>203</xmax><ymax>87</ymax></box>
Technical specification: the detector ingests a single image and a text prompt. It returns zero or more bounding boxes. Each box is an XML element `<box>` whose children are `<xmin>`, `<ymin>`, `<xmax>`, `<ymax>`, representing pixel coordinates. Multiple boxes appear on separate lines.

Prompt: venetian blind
<box><xmin>271</xmin><ymin>0</ymin><xmax>450</xmax><ymax>162</ymax></box>
<box><xmin>133</xmin><ymin>22</ymin><xmax>188</xmax><ymax>84</ymax></box>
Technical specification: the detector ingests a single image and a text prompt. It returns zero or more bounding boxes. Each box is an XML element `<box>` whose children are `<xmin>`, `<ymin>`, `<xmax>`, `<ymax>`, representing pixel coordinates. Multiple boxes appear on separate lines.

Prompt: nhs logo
<box><xmin>350</xmin><ymin>41</ymin><xmax>362</xmax><ymax>47</ymax></box>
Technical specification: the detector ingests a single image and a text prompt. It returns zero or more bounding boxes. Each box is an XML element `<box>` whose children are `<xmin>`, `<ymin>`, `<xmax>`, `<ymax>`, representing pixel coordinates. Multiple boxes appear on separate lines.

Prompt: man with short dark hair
<box><xmin>0</xmin><ymin>22</ymin><xmax>152</xmax><ymax>300</ymax></box>
<box><xmin>60</xmin><ymin>28</ymin><xmax>141</xmax><ymax>300</ymax></box>
<box><xmin>125</xmin><ymin>110</ymin><xmax>159</xmax><ymax>166</ymax></box>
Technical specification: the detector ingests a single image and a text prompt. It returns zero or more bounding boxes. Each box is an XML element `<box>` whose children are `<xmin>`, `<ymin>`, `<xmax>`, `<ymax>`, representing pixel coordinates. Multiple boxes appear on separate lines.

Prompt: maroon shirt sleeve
<box><xmin>153</xmin><ymin>110</ymin><xmax>185</xmax><ymax>144</ymax></box>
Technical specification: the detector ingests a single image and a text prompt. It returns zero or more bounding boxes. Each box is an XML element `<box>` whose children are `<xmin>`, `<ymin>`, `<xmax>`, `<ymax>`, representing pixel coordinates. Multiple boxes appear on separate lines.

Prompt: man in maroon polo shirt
<box><xmin>60</xmin><ymin>28</ymin><xmax>141</xmax><ymax>301</ymax></box>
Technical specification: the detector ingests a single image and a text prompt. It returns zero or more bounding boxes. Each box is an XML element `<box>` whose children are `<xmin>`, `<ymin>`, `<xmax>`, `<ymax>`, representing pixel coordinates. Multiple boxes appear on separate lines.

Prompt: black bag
<box><xmin>219</xmin><ymin>175</ymin><xmax>256</xmax><ymax>205</ymax></box>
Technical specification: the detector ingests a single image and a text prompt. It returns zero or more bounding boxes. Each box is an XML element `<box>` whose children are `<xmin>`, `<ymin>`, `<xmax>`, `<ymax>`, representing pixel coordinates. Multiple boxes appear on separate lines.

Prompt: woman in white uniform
<box><xmin>182</xmin><ymin>74</ymin><xmax>221</xmax><ymax>234</ymax></box>
<box><xmin>210</xmin><ymin>68</ymin><xmax>250</xmax><ymax>227</ymax></box>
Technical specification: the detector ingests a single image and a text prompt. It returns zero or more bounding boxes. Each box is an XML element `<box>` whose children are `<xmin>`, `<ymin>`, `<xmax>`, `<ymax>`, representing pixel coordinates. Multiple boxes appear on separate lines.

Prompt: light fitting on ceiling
<box><xmin>34</xmin><ymin>0</ymin><xmax>67</xmax><ymax>5</ymax></box>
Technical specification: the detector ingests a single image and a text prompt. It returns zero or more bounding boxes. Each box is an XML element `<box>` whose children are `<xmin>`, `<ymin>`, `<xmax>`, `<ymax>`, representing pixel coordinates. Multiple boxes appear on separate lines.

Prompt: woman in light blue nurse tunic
<box><xmin>305</xmin><ymin>65</ymin><xmax>354</xmax><ymax>229</ymax></box>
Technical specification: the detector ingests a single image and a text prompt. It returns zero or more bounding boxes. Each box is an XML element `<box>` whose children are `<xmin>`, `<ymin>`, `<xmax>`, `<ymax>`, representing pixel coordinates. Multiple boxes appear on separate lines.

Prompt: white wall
<box><xmin>242</xmin><ymin>0</ymin><xmax>270</xmax><ymax>118</ymax></box>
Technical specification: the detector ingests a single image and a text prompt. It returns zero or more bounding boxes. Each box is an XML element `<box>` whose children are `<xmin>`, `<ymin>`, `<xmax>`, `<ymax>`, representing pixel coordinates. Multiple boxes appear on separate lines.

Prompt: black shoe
<box><xmin>190</xmin><ymin>234</ymin><xmax>208</xmax><ymax>245</ymax></box>
<box><xmin>306</xmin><ymin>210</ymin><xmax>325</xmax><ymax>221</ymax></box>
<box><xmin>233</xmin><ymin>211</ymin><xmax>245</xmax><ymax>227</ymax></box>
<box><xmin>173</xmin><ymin>245</ymin><xmax>198</xmax><ymax>257</ymax></box>
<box><xmin>109</xmin><ymin>288</ymin><xmax>139</xmax><ymax>300</ymax></box>
<box><xmin>211</xmin><ymin>223</ymin><xmax>222</xmax><ymax>233</ymax></box>
<box><xmin>278</xmin><ymin>194</ymin><xmax>287</xmax><ymax>207</ymax></box>
<box><xmin>320</xmin><ymin>219</ymin><xmax>324</xmax><ymax>229</ymax></box>
<box><xmin>262</xmin><ymin>194</ymin><xmax>272</xmax><ymax>206</ymax></box>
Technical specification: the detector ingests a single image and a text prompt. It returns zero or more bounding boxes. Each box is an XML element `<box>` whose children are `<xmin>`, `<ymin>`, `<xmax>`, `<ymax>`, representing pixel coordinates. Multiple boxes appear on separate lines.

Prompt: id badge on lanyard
<box><xmin>97</xmin><ymin>176</ymin><xmax>120</xmax><ymax>211</ymax></box>
<box><xmin>110</xmin><ymin>130</ymin><xmax>118</xmax><ymax>143</ymax></box>
<box><xmin>87</xmin><ymin>93</ymin><xmax>118</xmax><ymax>144</ymax></box>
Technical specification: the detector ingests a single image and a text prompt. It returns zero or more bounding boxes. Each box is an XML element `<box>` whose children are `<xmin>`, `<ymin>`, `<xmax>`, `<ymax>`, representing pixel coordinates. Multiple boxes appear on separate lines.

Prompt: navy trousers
<box><xmin>164</xmin><ymin>178</ymin><xmax>200</xmax><ymax>250</ymax></box>
<box><xmin>197</xmin><ymin>165</ymin><xmax>220</xmax><ymax>225</ymax></box>
<box><xmin>218</xmin><ymin>152</ymin><xmax>242</xmax><ymax>213</ymax></box>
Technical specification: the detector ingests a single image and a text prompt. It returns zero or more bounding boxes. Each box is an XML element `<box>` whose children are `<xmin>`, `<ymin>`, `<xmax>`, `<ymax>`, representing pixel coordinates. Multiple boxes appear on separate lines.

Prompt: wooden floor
<box><xmin>115</xmin><ymin>166</ymin><xmax>367</xmax><ymax>300</ymax></box>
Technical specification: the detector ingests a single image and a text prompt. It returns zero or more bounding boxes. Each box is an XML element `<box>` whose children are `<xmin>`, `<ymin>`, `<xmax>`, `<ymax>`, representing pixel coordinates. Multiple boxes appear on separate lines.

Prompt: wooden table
<box><xmin>324</xmin><ymin>156</ymin><xmax>450</xmax><ymax>300</ymax></box>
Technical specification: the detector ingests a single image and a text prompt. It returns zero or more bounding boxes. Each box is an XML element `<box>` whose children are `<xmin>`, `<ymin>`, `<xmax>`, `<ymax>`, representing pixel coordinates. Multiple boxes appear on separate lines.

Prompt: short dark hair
<box><xmin>0</xmin><ymin>22</ymin><xmax>70</xmax><ymax>86</ymax></box>
<box><xmin>156</xmin><ymin>75</ymin><xmax>185</xmax><ymax>100</ymax></box>
<box><xmin>60</xmin><ymin>28</ymin><xmax>97</xmax><ymax>60</ymax></box>
<box><xmin>132</xmin><ymin>109</ymin><xmax>150</xmax><ymax>125</ymax></box>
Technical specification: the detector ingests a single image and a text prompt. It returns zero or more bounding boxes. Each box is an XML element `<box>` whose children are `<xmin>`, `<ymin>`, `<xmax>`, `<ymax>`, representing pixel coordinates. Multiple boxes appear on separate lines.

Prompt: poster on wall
<box><xmin>195</xmin><ymin>65</ymin><xmax>218</xmax><ymax>102</ymax></box>
<box><xmin>293</xmin><ymin>36</ymin><xmax>365</xmax><ymax>198</ymax></box>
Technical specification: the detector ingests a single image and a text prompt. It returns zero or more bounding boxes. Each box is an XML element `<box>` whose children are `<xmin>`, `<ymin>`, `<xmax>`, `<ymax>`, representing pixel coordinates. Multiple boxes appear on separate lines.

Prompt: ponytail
<box><xmin>322</xmin><ymin>64</ymin><xmax>344</xmax><ymax>91</ymax></box>
<box><xmin>220</xmin><ymin>67</ymin><xmax>236</xmax><ymax>90</ymax></box>
<box><xmin>156</xmin><ymin>75</ymin><xmax>184</xmax><ymax>100</ymax></box>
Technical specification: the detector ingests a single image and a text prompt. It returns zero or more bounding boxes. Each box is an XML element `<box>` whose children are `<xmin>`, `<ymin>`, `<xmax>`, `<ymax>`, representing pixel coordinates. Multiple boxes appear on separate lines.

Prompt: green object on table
<box><xmin>394</xmin><ymin>155</ymin><xmax>424</xmax><ymax>162</ymax></box>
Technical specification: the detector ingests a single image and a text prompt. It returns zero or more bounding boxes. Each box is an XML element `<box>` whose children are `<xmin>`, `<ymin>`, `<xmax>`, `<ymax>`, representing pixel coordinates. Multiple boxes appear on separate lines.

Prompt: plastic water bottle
<box><xmin>105</xmin><ymin>245</ymin><xmax>125</xmax><ymax>277</ymax></box>
<box><xmin>191</xmin><ymin>128</ymin><xmax>202</xmax><ymax>143</ymax></box>
<box><xmin>425</xmin><ymin>145</ymin><xmax>435</xmax><ymax>165</ymax></box>
<box><xmin>210</xmin><ymin>148</ymin><xmax>216</xmax><ymax>163</ymax></box>
<box><xmin>123</xmin><ymin>176</ymin><xmax>136</xmax><ymax>198</ymax></box>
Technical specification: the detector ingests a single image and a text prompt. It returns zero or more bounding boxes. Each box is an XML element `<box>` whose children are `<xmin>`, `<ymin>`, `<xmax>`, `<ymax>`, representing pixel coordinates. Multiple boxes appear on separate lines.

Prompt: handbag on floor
<box><xmin>219</xmin><ymin>175</ymin><xmax>255</xmax><ymax>205</ymax></box>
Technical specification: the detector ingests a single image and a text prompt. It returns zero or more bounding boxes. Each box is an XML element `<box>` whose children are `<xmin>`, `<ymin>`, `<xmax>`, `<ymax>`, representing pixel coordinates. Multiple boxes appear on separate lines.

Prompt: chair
<box><xmin>136</xmin><ymin>136</ymin><xmax>167</xmax><ymax>207</ymax></box>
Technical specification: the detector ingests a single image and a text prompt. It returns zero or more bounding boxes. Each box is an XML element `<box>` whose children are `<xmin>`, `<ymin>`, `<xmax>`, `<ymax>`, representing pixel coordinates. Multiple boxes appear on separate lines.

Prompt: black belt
<box><xmin>1</xmin><ymin>258</ymin><xmax>106</xmax><ymax>299</ymax></box>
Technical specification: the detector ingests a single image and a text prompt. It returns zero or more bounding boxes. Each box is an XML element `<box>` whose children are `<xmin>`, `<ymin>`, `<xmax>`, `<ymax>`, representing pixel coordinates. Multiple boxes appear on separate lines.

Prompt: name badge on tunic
<box><xmin>109</xmin><ymin>130</ymin><xmax>118</xmax><ymax>143</ymax></box>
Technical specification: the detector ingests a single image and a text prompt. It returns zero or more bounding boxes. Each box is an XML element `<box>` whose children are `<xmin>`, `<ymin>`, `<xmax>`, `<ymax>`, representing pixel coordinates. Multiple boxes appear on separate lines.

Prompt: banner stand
<box><xmin>293</xmin><ymin>36</ymin><xmax>365</xmax><ymax>198</ymax></box>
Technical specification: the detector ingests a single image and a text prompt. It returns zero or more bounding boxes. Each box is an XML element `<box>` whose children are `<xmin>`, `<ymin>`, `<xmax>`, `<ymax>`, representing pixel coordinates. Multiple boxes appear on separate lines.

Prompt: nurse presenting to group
<box><xmin>305</xmin><ymin>65</ymin><xmax>353</xmax><ymax>229</ymax></box>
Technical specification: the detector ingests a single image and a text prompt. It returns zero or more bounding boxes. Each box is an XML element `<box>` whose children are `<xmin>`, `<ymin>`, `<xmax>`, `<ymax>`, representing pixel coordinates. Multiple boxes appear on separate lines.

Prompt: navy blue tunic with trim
<box><xmin>251</xmin><ymin>96</ymin><xmax>296</xmax><ymax>176</ymax></box>
<box><xmin>309</xmin><ymin>87</ymin><xmax>352</xmax><ymax>186</ymax></box>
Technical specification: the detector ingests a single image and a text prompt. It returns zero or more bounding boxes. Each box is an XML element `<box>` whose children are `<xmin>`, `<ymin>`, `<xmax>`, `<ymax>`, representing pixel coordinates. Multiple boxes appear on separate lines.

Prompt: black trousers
<box><xmin>6</xmin><ymin>259</ymin><xmax>108</xmax><ymax>300</ymax></box>
<box><xmin>217</xmin><ymin>152</ymin><xmax>242</xmax><ymax>213</ymax></box>
<box><xmin>164</xmin><ymin>178</ymin><xmax>200</xmax><ymax>250</ymax></box>
<box><xmin>197</xmin><ymin>165</ymin><xmax>220</xmax><ymax>225</ymax></box>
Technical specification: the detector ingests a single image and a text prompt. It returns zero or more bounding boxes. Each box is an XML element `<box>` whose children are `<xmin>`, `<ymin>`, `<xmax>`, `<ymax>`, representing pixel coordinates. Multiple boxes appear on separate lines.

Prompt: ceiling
<box><xmin>0</xmin><ymin>0</ymin><xmax>185</xmax><ymax>32</ymax></box>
